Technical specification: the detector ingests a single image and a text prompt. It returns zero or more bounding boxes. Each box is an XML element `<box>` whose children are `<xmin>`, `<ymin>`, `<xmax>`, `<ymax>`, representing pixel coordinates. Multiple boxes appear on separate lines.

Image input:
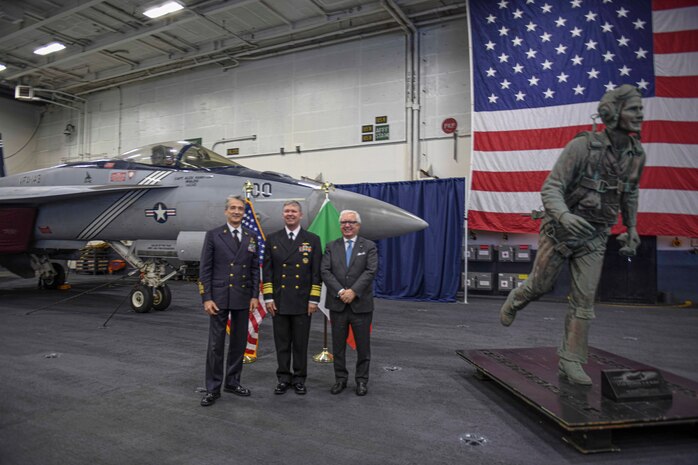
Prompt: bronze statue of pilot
<box><xmin>499</xmin><ymin>85</ymin><xmax>646</xmax><ymax>385</ymax></box>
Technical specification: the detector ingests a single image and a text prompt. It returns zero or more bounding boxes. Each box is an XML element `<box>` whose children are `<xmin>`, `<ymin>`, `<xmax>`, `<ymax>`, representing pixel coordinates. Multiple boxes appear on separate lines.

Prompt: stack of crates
<box><xmin>467</xmin><ymin>244</ymin><xmax>493</xmax><ymax>291</ymax></box>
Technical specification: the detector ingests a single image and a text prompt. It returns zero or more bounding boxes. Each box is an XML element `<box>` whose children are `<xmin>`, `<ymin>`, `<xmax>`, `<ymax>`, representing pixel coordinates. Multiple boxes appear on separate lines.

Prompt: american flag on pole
<box><xmin>467</xmin><ymin>0</ymin><xmax>698</xmax><ymax>237</ymax></box>
<box><xmin>242</xmin><ymin>198</ymin><xmax>267</xmax><ymax>356</ymax></box>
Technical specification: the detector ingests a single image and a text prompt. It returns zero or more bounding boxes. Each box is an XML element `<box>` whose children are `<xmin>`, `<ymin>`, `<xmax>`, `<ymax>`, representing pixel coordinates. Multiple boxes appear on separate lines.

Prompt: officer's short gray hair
<box><xmin>339</xmin><ymin>210</ymin><xmax>361</xmax><ymax>224</ymax></box>
<box><xmin>225</xmin><ymin>195</ymin><xmax>245</xmax><ymax>209</ymax></box>
<box><xmin>283</xmin><ymin>200</ymin><xmax>302</xmax><ymax>212</ymax></box>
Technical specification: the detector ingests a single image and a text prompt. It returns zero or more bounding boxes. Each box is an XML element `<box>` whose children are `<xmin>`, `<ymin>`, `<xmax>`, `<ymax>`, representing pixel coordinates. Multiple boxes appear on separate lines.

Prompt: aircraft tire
<box><xmin>151</xmin><ymin>285</ymin><xmax>172</xmax><ymax>311</ymax></box>
<box><xmin>40</xmin><ymin>263</ymin><xmax>66</xmax><ymax>289</ymax></box>
<box><xmin>130</xmin><ymin>284</ymin><xmax>153</xmax><ymax>313</ymax></box>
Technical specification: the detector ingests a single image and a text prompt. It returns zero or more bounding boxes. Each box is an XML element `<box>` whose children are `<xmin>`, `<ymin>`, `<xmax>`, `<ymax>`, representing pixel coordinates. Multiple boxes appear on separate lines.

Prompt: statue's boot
<box><xmin>499</xmin><ymin>290</ymin><xmax>519</xmax><ymax>326</ymax></box>
<box><xmin>558</xmin><ymin>312</ymin><xmax>592</xmax><ymax>385</ymax></box>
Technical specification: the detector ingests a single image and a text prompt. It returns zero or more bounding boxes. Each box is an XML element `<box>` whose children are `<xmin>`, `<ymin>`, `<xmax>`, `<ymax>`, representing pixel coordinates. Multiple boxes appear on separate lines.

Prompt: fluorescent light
<box><xmin>34</xmin><ymin>42</ymin><xmax>66</xmax><ymax>56</ymax></box>
<box><xmin>0</xmin><ymin>64</ymin><xmax>6</xmax><ymax>72</ymax></box>
<box><xmin>143</xmin><ymin>1</ymin><xmax>183</xmax><ymax>18</ymax></box>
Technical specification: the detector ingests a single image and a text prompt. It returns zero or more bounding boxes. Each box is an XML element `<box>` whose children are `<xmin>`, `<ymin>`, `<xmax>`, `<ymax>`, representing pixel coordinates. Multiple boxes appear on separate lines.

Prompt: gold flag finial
<box><xmin>321</xmin><ymin>181</ymin><xmax>334</xmax><ymax>195</ymax></box>
<box><xmin>243</xmin><ymin>180</ymin><xmax>254</xmax><ymax>198</ymax></box>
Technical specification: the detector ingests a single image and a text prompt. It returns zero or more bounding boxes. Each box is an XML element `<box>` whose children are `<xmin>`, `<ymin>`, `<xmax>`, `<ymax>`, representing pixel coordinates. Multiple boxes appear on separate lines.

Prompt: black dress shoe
<box><xmin>330</xmin><ymin>381</ymin><xmax>347</xmax><ymax>395</ymax></box>
<box><xmin>293</xmin><ymin>383</ymin><xmax>307</xmax><ymax>395</ymax></box>
<box><xmin>224</xmin><ymin>385</ymin><xmax>251</xmax><ymax>396</ymax></box>
<box><xmin>274</xmin><ymin>382</ymin><xmax>290</xmax><ymax>395</ymax></box>
<box><xmin>200</xmin><ymin>392</ymin><xmax>220</xmax><ymax>407</ymax></box>
<box><xmin>356</xmin><ymin>382</ymin><xmax>368</xmax><ymax>396</ymax></box>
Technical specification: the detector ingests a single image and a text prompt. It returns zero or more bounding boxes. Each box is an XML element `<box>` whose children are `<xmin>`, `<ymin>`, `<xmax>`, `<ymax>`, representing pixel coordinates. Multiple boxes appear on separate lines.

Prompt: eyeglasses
<box><xmin>340</xmin><ymin>221</ymin><xmax>358</xmax><ymax>225</ymax></box>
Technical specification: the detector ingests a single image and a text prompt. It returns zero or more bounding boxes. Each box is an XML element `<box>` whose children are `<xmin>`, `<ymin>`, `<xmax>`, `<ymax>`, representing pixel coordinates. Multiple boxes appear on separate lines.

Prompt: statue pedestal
<box><xmin>457</xmin><ymin>346</ymin><xmax>698</xmax><ymax>453</ymax></box>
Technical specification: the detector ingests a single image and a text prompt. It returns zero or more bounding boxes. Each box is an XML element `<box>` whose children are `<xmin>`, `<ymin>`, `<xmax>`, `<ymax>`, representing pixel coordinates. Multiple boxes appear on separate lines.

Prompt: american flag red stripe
<box><xmin>474</xmin><ymin>125</ymin><xmax>593</xmax><ymax>151</ymax></box>
<box><xmin>471</xmin><ymin>167</ymin><xmax>698</xmax><ymax>192</ymax></box>
<box><xmin>472</xmin><ymin>170</ymin><xmax>548</xmax><ymax>192</ymax></box>
<box><xmin>654</xmin><ymin>0</ymin><xmax>698</xmax><ymax>11</ymax></box>
<box><xmin>655</xmin><ymin>77</ymin><xmax>698</xmax><ymax>97</ymax></box>
<box><xmin>468</xmin><ymin>0</ymin><xmax>698</xmax><ymax>237</ymax></box>
<box><xmin>245</xmin><ymin>297</ymin><xmax>266</xmax><ymax>356</ymax></box>
<box><xmin>654</xmin><ymin>30</ymin><xmax>698</xmax><ymax>53</ymax></box>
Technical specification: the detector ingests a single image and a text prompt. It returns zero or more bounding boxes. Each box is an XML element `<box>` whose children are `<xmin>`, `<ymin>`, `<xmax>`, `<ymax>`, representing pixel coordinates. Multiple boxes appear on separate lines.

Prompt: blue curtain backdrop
<box><xmin>337</xmin><ymin>178</ymin><xmax>465</xmax><ymax>302</ymax></box>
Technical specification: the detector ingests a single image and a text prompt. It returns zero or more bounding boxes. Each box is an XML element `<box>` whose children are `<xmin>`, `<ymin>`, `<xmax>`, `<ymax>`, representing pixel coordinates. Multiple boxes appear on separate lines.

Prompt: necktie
<box><xmin>345</xmin><ymin>239</ymin><xmax>353</xmax><ymax>266</ymax></box>
<box><xmin>232</xmin><ymin>229</ymin><xmax>240</xmax><ymax>248</ymax></box>
<box><xmin>288</xmin><ymin>231</ymin><xmax>294</xmax><ymax>243</ymax></box>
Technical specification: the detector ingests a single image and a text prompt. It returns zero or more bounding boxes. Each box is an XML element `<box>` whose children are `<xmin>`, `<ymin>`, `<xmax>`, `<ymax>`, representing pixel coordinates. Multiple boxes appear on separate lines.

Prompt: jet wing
<box><xmin>0</xmin><ymin>184</ymin><xmax>176</xmax><ymax>204</ymax></box>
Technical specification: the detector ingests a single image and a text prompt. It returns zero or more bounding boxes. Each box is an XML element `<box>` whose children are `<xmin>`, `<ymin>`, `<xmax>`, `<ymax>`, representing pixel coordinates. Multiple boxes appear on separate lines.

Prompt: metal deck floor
<box><xmin>1</xmin><ymin>273</ymin><xmax>696</xmax><ymax>464</ymax></box>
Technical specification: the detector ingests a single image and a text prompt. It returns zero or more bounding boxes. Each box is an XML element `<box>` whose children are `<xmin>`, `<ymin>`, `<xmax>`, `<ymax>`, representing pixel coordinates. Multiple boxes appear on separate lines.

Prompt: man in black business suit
<box><xmin>321</xmin><ymin>209</ymin><xmax>378</xmax><ymax>396</ymax></box>
<box><xmin>263</xmin><ymin>201</ymin><xmax>322</xmax><ymax>395</ymax></box>
<box><xmin>198</xmin><ymin>195</ymin><xmax>260</xmax><ymax>407</ymax></box>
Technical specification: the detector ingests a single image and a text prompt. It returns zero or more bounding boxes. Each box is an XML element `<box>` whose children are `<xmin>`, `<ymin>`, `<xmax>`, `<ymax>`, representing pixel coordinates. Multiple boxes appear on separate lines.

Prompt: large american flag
<box><xmin>467</xmin><ymin>0</ymin><xmax>698</xmax><ymax>237</ymax></box>
<box><xmin>242</xmin><ymin>198</ymin><xmax>267</xmax><ymax>356</ymax></box>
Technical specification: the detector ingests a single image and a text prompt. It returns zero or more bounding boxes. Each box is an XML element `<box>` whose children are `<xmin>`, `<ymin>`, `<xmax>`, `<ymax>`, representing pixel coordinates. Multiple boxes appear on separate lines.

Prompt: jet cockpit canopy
<box><xmin>117</xmin><ymin>141</ymin><xmax>242</xmax><ymax>170</ymax></box>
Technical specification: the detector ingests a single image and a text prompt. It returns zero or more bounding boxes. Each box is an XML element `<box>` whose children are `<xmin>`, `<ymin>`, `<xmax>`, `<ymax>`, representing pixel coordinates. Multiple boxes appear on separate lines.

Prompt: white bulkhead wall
<box><xmin>15</xmin><ymin>20</ymin><xmax>470</xmax><ymax>184</ymax></box>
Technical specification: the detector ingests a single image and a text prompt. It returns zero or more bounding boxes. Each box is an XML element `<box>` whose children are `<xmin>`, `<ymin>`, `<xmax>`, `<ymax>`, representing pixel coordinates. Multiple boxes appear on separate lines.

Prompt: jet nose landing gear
<box><xmin>151</xmin><ymin>285</ymin><xmax>172</xmax><ymax>311</ymax></box>
<box><xmin>109</xmin><ymin>242</ymin><xmax>178</xmax><ymax>313</ymax></box>
<box><xmin>128</xmin><ymin>279</ymin><xmax>175</xmax><ymax>313</ymax></box>
<box><xmin>130</xmin><ymin>284</ymin><xmax>153</xmax><ymax>313</ymax></box>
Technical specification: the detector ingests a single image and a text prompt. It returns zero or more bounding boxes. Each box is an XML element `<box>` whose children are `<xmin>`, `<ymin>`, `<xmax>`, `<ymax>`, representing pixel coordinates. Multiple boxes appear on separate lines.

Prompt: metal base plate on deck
<box><xmin>457</xmin><ymin>347</ymin><xmax>698</xmax><ymax>453</ymax></box>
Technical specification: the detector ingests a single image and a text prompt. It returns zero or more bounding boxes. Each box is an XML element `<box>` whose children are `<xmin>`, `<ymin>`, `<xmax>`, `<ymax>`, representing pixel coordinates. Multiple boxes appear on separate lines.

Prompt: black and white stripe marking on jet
<box><xmin>77</xmin><ymin>171</ymin><xmax>171</xmax><ymax>240</ymax></box>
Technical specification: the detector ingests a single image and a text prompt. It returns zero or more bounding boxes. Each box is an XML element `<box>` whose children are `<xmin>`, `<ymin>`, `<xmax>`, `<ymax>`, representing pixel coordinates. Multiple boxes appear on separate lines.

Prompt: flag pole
<box><xmin>313</xmin><ymin>182</ymin><xmax>334</xmax><ymax>364</ymax></box>
<box><xmin>243</xmin><ymin>180</ymin><xmax>258</xmax><ymax>364</ymax></box>
<box><xmin>313</xmin><ymin>317</ymin><xmax>333</xmax><ymax>363</ymax></box>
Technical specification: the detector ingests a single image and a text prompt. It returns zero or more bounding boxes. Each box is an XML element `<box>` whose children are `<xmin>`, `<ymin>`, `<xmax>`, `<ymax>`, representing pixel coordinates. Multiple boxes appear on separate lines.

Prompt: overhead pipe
<box><xmin>415</xmin><ymin>13</ymin><xmax>468</xmax><ymax>27</ymax></box>
<box><xmin>381</xmin><ymin>0</ymin><xmax>419</xmax><ymax>180</ymax></box>
<box><xmin>227</xmin><ymin>138</ymin><xmax>407</xmax><ymax>160</ymax></box>
<box><xmin>235</xmin><ymin>26</ymin><xmax>402</xmax><ymax>61</ymax></box>
<box><xmin>233</xmin><ymin>19</ymin><xmax>397</xmax><ymax>58</ymax></box>
<box><xmin>211</xmin><ymin>135</ymin><xmax>258</xmax><ymax>151</ymax></box>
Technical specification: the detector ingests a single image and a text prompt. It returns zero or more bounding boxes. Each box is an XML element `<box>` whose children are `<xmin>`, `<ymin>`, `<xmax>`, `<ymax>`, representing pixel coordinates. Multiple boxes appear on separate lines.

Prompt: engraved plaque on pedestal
<box><xmin>601</xmin><ymin>369</ymin><xmax>673</xmax><ymax>402</ymax></box>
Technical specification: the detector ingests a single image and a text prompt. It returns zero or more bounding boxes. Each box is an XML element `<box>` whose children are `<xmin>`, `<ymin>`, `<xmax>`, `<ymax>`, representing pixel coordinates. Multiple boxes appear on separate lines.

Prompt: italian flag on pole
<box><xmin>307</xmin><ymin>198</ymin><xmax>341</xmax><ymax>320</ymax></box>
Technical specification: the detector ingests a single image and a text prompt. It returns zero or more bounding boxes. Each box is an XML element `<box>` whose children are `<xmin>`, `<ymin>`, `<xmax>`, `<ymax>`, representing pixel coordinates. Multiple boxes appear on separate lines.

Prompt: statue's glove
<box><xmin>559</xmin><ymin>212</ymin><xmax>596</xmax><ymax>238</ymax></box>
<box><xmin>617</xmin><ymin>227</ymin><xmax>641</xmax><ymax>256</ymax></box>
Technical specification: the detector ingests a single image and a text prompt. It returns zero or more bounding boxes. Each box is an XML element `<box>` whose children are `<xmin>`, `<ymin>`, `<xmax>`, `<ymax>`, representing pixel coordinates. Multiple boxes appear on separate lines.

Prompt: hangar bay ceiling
<box><xmin>0</xmin><ymin>0</ymin><xmax>466</xmax><ymax>100</ymax></box>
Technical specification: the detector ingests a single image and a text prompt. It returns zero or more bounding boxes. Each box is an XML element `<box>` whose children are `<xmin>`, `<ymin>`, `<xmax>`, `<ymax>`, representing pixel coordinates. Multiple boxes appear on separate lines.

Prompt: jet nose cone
<box><xmin>308</xmin><ymin>188</ymin><xmax>428</xmax><ymax>240</ymax></box>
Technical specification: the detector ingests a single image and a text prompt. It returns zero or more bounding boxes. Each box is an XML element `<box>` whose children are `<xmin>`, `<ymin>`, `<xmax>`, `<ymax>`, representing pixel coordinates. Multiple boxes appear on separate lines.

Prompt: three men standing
<box><xmin>263</xmin><ymin>201</ymin><xmax>322</xmax><ymax>395</ymax></box>
<box><xmin>321</xmin><ymin>210</ymin><xmax>378</xmax><ymax>396</ymax></box>
<box><xmin>199</xmin><ymin>195</ymin><xmax>260</xmax><ymax>406</ymax></box>
<box><xmin>199</xmin><ymin>199</ymin><xmax>377</xmax><ymax>403</ymax></box>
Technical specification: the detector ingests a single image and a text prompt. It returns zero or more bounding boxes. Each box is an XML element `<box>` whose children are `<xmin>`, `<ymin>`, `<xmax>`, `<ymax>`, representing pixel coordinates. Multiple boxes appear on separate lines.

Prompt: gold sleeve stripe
<box><xmin>310</xmin><ymin>285</ymin><xmax>322</xmax><ymax>297</ymax></box>
<box><xmin>263</xmin><ymin>283</ymin><xmax>274</xmax><ymax>292</ymax></box>
<box><xmin>198</xmin><ymin>281</ymin><xmax>205</xmax><ymax>295</ymax></box>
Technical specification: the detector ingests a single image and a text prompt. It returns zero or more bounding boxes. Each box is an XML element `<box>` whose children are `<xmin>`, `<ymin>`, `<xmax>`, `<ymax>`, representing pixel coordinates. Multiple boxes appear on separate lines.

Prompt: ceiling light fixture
<box><xmin>0</xmin><ymin>64</ymin><xmax>6</xmax><ymax>72</ymax></box>
<box><xmin>143</xmin><ymin>1</ymin><xmax>184</xmax><ymax>19</ymax></box>
<box><xmin>33</xmin><ymin>42</ymin><xmax>66</xmax><ymax>56</ymax></box>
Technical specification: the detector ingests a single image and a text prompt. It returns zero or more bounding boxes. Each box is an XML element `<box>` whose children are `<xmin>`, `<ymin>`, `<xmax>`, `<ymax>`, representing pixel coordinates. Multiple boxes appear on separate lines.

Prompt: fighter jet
<box><xmin>0</xmin><ymin>141</ymin><xmax>427</xmax><ymax>312</ymax></box>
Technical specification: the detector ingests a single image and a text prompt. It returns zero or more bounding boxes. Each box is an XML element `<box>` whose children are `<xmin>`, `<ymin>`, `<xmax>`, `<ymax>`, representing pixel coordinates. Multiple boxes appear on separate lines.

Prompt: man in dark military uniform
<box><xmin>263</xmin><ymin>201</ymin><xmax>322</xmax><ymax>395</ymax></box>
<box><xmin>500</xmin><ymin>85</ymin><xmax>646</xmax><ymax>385</ymax></box>
<box><xmin>198</xmin><ymin>195</ymin><xmax>260</xmax><ymax>406</ymax></box>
